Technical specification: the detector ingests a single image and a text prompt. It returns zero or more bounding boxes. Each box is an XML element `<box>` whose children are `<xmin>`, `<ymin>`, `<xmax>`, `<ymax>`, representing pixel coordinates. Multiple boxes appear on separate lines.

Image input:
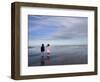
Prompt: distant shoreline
<box><xmin>28</xmin><ymin>44</ymin><xmax>87</xmax><ymax>48</ymax></box>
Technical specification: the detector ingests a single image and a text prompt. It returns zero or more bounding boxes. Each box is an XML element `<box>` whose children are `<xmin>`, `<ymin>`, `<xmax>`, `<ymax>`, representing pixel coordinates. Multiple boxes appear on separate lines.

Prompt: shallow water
<box><xmin>28</xmin><ymin>45</ymin><xmax>88</xmax><ymax>66</ymax></box>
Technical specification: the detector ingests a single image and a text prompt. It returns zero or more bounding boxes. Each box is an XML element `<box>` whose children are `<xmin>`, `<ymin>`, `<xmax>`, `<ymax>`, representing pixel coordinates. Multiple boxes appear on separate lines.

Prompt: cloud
<box><xmin>50</xmin><ymin>17</ymin><xmax>88</xmax><ymax>40</ymax></box>
<box><xmin>28</xmin><ymin>15</ymin><xmax>88</xmax><ymax>44</ymax></box>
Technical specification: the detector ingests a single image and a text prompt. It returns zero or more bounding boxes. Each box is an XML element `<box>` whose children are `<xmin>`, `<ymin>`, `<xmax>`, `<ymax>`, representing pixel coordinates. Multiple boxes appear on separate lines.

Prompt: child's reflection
<box><xmin>40</xmin><ymin>56</ymin><xmax>45</xmax><ymax>66</ymax></box>
<box><xmin>40</xmin><ymin>55</ymin><xmax>51</xmax><ymax>66</ymax></box>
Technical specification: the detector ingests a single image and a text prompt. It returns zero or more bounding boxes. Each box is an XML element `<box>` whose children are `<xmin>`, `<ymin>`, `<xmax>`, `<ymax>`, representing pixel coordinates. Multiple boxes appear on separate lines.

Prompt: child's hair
<box><xmin>42</xmin><ymin>44</ymin><xmax>44</xmax><ymax>47</ymax></box>
<box><xmin>47</xmin><ymin>44</ymin><xmax>50</xmax><ymax>47</ymax></box>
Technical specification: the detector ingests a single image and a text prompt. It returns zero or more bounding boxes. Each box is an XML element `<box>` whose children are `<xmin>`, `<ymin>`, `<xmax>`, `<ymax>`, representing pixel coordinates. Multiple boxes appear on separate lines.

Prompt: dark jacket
<box><xmin>41</xmin><ymin>46</ymin><xmax>45</xmax><ymax>52</ymax></box>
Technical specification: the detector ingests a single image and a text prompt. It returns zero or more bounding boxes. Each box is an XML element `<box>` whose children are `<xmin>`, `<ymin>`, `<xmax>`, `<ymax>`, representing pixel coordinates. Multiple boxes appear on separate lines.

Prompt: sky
<box><xmin>28</xmin><ymin>15</ymin><xmax>88</xmax><ymax>46</ymax></box>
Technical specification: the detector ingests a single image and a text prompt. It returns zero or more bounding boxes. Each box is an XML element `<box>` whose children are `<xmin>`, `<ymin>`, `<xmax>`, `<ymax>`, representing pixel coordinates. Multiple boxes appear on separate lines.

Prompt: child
<box><xmin>41</xmin><ymin>44</ymin><xmax>45</xmax><ymax>57</ymax></box>
<box><xmin>46</xmin><ymin>44</ymin><xmax>51</xmax><ymax>57</ymax></box>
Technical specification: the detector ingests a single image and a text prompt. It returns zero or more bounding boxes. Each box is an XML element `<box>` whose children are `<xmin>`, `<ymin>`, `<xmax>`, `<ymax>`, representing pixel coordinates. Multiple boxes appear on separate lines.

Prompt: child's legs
<box><xmin>47</xmin><ymin>53</ymin><xmax>50</xmax><ymax>56</ymax></box>
<box><xmin>41</xmin><ymin>52</ymin><xmax>44</xmax><ymax>56</ymax></box>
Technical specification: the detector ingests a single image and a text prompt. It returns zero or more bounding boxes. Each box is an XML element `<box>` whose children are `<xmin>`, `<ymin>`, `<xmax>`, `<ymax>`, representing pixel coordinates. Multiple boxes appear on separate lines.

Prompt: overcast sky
<box><xmin>28</xmin><ymin>15</ymin><xmax>88</xmax><ymax>46</ymax></box>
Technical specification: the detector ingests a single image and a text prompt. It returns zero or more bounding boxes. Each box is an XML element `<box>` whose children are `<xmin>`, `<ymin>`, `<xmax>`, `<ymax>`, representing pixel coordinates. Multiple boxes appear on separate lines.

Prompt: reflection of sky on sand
<box><xmin>28</xmin><ymin>45</ymin><xmax>87</xmax><ymax>66</ymax></box>
<box><xmin>40</xmin><ymin>56</ymin><xmax>51</xmax><ymax>66</ymax></box>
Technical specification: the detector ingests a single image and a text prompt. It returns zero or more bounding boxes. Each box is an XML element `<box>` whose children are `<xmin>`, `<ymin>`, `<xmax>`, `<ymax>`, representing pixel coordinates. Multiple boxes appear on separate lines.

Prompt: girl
<box><xmin>46</xmin><ymin>44</ymin><xmax>51</xmax><ymax>57</ymax></box>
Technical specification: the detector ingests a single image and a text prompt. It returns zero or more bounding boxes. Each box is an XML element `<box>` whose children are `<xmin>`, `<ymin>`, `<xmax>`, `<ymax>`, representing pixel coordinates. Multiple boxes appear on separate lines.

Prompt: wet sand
<box><xmin>28</xmin><ymin>45</ymin><xmax>88</xmax><ymax>66</ymax></box>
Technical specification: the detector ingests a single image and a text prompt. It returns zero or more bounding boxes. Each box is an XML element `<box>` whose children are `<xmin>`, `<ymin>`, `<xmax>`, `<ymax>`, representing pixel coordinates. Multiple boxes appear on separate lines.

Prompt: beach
<box><xmin>28</xmin><ymin>45</ymin><xmax>88</xmax><ymax>66</ymax></box>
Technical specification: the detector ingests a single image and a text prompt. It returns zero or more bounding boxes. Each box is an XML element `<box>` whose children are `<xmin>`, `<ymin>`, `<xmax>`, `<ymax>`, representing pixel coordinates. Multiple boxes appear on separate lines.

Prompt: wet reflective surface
<box><xmin>28</xmin><ymin>45</ymin><xmax>88</xmax><ymax>66</ymax></box>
